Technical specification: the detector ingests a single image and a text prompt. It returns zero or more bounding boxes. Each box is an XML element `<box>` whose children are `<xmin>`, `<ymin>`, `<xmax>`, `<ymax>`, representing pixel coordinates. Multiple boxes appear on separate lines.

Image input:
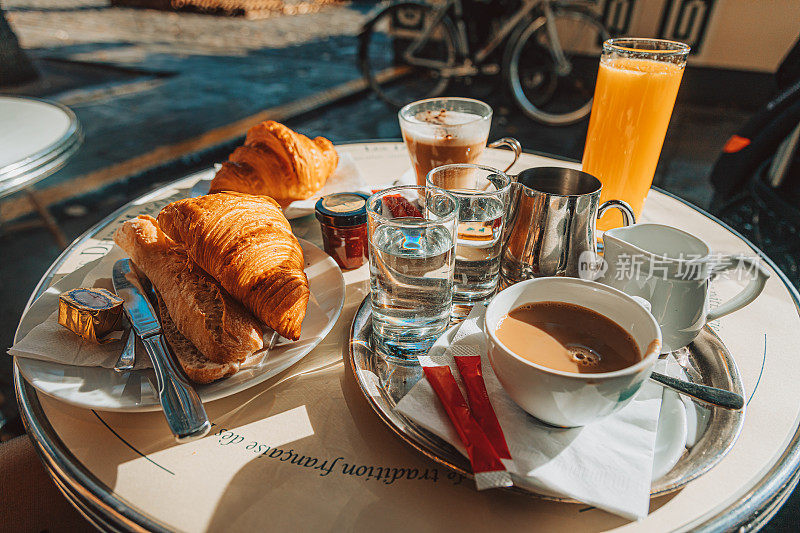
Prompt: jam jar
<box><xmin>315</xmin><ymin>192</ymin><xmax>370</xmax><ymax>270</ymax></box>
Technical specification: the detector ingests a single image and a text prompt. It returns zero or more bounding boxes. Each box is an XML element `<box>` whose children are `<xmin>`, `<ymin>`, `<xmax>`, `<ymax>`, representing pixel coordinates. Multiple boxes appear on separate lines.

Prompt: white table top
<box><xmin>14</xmin><ymin>142</ymin><xmax>800</xmax><ymax>532</ymax></box>
<box><xmin>0</xmin><ymin>96</ymin><xmax>74</xmax><ymax>168</ymax></box>
<box><xmin>0</xmin><ymin>96</ymin><xmax>81</xmax><ymax>197</ymax></box>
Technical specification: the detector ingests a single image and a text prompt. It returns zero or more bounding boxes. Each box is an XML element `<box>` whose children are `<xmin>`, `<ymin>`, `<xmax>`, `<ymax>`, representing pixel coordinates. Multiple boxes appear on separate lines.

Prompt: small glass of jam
<box><xmin>315</xmin><ymin>192</ymin><xmax>370</xmax><ymax>270</ymax></box>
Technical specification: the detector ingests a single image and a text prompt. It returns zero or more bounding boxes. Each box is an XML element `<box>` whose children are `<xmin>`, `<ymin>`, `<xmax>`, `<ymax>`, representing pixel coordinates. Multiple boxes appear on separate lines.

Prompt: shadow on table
<box><xmin>199</xmin><ymin>307</ymin><xmax>679</xmax><ymax>530</ymax></box>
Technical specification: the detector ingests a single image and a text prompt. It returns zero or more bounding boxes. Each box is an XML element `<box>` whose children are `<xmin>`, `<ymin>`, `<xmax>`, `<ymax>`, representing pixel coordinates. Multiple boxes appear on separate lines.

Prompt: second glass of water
<box><xmin>426</xmin><ymin>164</ymin><xmax>510</xmax><ymax>319</ymax></box>
<box><xmin>367</xmin><ymin>185</ymin><xmax>459</xmax><ymax>362</ymax></box>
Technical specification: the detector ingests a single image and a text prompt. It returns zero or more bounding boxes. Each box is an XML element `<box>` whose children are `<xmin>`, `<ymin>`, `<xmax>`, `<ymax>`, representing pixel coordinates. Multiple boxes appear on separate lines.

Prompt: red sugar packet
<box><xmin>381</xmin><ymin>194</ymin><xmax>423</xmax><ymax>218</ymax></box>
<box><xmin>454</xmin><ymin>355</ymin><xmax>512</xmax><ymax>460</ymax></box>
<box><xmin>422</xmin><ymin>365</ymin><xmax>512</xmax><ymax>490</ymax></box>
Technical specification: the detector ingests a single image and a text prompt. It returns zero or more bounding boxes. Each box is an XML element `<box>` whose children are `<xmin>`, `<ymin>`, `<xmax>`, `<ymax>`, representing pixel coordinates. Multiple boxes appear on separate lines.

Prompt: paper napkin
<box><xmin>8</xmin><ymin>250</ymin><xmax>154</xmax><ymax>370</ymax></box>
<box><xmin>283</xmin><ymin>153</ymin><xmax>370</xmax><ymax>218</ymax></box>
<box><xmin>395</xmin><ymin>305</ymin><xmax>667</xmax><ymax>520</ymax></box>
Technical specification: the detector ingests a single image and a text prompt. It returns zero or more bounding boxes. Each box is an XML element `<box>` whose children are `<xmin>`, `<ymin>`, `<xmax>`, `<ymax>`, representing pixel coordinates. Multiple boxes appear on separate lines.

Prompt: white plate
<box><xmin>15</xmin><ymin>238</ymin><xmax>345</xmax><ymax>412</ymax></box>
<box><xmin>429</xmin><ymin>324</ymin><xmax>690</xmax><ymax>483</ymax></box>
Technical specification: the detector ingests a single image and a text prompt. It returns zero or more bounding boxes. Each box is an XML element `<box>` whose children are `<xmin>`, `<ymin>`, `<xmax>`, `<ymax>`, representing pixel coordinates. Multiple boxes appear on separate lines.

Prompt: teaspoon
<box><xmin>649</xmin><ymin>371</ymin><xmax>744</xmax><ymax>410</ymax></box>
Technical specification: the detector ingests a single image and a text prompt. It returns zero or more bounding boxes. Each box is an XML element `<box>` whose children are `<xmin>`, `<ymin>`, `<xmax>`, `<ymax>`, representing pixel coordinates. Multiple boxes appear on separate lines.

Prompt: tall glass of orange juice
<box><xmin>583</xmin><ymin>38</ymin><xmax>690</xmax><ymax>230</ymax></box>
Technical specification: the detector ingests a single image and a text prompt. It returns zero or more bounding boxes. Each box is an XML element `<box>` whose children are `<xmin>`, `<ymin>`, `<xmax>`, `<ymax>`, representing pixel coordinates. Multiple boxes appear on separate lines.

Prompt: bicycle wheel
<box><xmin>358</xmin><ymin>2</ymin><xmax>458</xmax><ymax>108</ymax></box>
<box><xmin>504</xmin><ymin>6</ymin><xmax>608</xmax><ymax>126</ymax></box>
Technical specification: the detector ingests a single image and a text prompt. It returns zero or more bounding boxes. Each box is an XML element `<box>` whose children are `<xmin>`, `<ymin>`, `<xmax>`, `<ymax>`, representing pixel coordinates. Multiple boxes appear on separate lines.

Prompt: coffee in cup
<box><xmin>495</xmin><ymin>301</ymin><xmax>642</xmax><ymax>374</ymax></box>
<box><xmin>484</xmin><ymin>277</ymin><xmax>662</xmax><ymax>427</ymax></box>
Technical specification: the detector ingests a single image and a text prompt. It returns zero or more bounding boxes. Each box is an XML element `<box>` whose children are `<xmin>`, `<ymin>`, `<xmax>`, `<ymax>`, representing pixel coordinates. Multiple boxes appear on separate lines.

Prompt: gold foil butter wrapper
<box><xmin>58</xmin><ymin>288</ymin><xmax>124</xmax><ymax>343</ymax></box>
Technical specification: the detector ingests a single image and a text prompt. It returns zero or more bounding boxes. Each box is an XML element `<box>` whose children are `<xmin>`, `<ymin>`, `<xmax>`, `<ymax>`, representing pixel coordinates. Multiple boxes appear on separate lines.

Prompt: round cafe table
<box><xmin>13</xmin><ymin>142</ymin><xmax>800</xmax><ymax>532</ymax></box>
<box><xmin>0</xmin><ymin>96</ymin><xmax>82</xmax><ymax>248</ymax></box>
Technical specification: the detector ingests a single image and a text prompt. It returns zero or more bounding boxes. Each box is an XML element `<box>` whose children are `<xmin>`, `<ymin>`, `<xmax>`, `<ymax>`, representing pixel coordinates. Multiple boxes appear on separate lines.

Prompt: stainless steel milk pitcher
<box><xmin>500</xmin><ymin>167</ymin><xmax>635</xmax><ymax>284</ymax></box>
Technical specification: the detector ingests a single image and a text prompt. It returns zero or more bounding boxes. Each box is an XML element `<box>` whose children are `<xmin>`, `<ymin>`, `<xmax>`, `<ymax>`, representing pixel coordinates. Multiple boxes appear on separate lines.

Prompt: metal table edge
<box><xmin>0</xmin><ymin>124</ymin><xmax>82</xmax><ymax>181</ymax></box>
<box><xmin>652</xmin><ymin>187</ymin><xmax>800</xmax><ymax>532</ymax></box>
<box><xmin>10</xmin><ymin>145</ymin><xmax>800</xmax><ymax>532</ymax></box>
<box><xmin>0</xmin><ymin>129</ymin><xmax>83</xmax><ymax>199</ymax></box>
<box><xmin>51</xmin><ymin>470</ymin><xmax>131</xmax><ymax>533</ymax></box>
<box><xmin>14</xmin><ymin>365</ymin><xmax>171</xmax><ymax>533</ymax></box>
<box><xmin>0</xmin><ymin>97</ymin><xmax>81</xmax><ymax>180</ymax></box>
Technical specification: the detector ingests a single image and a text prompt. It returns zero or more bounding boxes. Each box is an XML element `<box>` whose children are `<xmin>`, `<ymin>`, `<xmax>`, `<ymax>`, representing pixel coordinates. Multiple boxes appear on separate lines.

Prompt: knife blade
<box><xmin>112</xmin><ymin>259</ymin><xmax>211</xmax><ymax>442</ymax></box>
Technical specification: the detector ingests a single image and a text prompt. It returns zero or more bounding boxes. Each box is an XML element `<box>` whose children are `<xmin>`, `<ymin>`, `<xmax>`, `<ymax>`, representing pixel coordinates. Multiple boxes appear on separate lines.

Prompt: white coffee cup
<box><xmin>484</xmin><ymin>277</ymin><xmax>662</xmax><ymax>427</ymax></box>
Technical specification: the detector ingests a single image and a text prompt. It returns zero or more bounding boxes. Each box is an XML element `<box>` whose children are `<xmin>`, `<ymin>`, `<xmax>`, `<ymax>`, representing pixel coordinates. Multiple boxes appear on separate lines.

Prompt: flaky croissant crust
<box><xmin>157</xmin><ymin>192</ymin><xmax>309</xmax><ymax>340</ymax></box>
<box><xmin>209</xmin><ymin>121</ymin><xmax>338</xmax><ymax>208</ymax></box>
<box><xmin>113</xmin><ymin>215</ymin><xmax>264</xmax><ymax>365</ymax></box>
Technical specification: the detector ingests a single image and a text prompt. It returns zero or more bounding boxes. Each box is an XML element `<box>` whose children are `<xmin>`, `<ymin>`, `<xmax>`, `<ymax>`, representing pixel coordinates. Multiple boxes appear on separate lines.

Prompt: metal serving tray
<box><xmin>349</xmin><ymin>297</ymin><xmax>746</xmax><ymax>500</ymax></box>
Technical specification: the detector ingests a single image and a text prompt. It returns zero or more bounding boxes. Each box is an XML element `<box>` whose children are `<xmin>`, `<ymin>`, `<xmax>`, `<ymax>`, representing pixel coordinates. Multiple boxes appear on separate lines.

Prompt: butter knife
<box><xmin>115</xmin><ymin>276</ymin><xmax>159</xmax><ymax>372</ymax></box>
<box><xmin>112</xmin><ymin>259</ymin><xmax>211</xmax><ymax>441</ymax></box>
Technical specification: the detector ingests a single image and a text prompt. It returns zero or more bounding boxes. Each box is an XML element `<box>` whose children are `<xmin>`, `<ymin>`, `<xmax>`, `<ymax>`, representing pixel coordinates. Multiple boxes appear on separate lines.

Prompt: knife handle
<box><xmin>142</xmin><ymin>335</ymin><xmax>211</xmax><ymax>442</ymax></box>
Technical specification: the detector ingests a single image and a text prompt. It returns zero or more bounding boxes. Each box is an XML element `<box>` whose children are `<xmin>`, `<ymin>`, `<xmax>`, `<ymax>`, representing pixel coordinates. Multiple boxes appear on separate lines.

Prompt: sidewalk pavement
<box><xmin>2</xmin><ymin>0</ymin><xmax>369</xmax><ymax>220</ymax></box>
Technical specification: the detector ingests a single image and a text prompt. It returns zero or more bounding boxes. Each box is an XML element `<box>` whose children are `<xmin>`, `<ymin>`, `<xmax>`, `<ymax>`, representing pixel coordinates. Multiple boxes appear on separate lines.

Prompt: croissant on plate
<box><xmin>157</xmin><ymin>192</ymin><xmax>310</xmax><ymax>340</ymax></box>
<box><xmin>209</xmin><ymin>121</ymin><xmax>338</xmax><ymax>208</ymax></box>
<box><xmin>114</xmin><ymin>215</ymin><xmax>264</xmax><ymax>362</ymax></box>
<box><xmin>114</xmin><ymin>215</ymin><xmax>266</xmax><ymax>382</ymax></box>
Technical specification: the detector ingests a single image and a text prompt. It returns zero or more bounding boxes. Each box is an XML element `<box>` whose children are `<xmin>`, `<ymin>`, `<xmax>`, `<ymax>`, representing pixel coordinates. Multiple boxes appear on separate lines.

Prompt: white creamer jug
<box><xmin>601</xmin><ymin>224</ymin><xmax>770</xmax><ymax>352</ymax></box>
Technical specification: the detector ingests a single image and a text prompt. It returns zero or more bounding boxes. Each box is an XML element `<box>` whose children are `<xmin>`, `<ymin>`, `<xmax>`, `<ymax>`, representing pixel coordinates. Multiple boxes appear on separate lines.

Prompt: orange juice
<box><xmin>583</xmin><ymin>56</ymin><xmax>684</xmax><ymax>229</ymax></box>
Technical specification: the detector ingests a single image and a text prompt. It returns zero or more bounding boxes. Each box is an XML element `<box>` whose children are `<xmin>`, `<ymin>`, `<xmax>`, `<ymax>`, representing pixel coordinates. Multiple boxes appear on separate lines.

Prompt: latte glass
<box><xmin>399</xmin><ymin>97</ymin><xmax>521</xmax><ymax>185</ymax></box>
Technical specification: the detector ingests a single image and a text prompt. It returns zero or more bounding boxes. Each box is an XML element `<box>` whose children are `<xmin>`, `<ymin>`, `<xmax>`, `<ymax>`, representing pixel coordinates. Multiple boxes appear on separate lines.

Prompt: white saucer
<box><xmin>652</xmin><ymin>390</ymin><xmax>689</xmax><ymax>480</ymax></box>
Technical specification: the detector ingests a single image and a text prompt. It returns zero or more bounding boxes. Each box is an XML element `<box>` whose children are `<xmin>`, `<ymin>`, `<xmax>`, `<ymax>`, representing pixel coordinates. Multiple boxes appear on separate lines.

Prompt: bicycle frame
<box><xmin>403</xmin><ymin>0</ymin><xmax>545</xmax><ymax>71</ymax></box>
<box><xmin>361</xmin><ymin>0</ymin><xmax>606</xmax><ymax>124</ymax></box>
<box><xmin>402</xmin><ymin>0</ymin><xmax>464</xmax><ymax>69</ymax></box>
<box><xmin>473</xmin><ymin>0</ymin><xmax>541</xmax><ymax>64</ymax></box>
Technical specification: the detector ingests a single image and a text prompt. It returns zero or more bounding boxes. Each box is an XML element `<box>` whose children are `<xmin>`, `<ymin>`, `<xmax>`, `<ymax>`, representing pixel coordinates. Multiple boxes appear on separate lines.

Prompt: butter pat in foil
<box><xmin>58</xmin><ymin>288</ymin><xmax>124</xmax><ymax>342</ymax></box>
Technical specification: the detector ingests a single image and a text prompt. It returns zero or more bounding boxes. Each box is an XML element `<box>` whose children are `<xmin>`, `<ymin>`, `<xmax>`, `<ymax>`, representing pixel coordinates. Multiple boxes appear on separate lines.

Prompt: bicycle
<box><xmin>358</xmin><ymin>0</ymin><xmax>609</xmax><ymax>126</ymax></box>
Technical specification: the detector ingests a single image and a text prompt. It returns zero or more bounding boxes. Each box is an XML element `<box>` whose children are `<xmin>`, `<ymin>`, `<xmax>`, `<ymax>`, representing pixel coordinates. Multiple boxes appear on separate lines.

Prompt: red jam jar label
<box><xmin>315</xmin><ymin>192</ymin><xmax>370</xmax><ymax>270</ymax></box>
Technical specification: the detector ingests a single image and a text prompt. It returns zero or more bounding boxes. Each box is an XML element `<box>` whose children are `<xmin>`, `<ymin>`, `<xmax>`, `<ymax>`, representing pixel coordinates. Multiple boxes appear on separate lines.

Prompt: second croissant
<box><xmin>210</xmin><ymin>121</ymin><xmax>338</xmax><ymax>207</ymax></box>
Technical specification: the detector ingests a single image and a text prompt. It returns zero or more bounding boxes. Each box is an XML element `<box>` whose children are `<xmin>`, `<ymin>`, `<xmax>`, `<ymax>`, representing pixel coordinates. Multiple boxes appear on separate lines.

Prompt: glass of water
<box><xmin>426</xmin><ymin>164</ymin><xmax>510</xmax><ymax>319</ymax></box>
<box><xmin>367</xmin><ymin>185</ymin><xmax>459</xmax><ymax>362</ymax></box>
